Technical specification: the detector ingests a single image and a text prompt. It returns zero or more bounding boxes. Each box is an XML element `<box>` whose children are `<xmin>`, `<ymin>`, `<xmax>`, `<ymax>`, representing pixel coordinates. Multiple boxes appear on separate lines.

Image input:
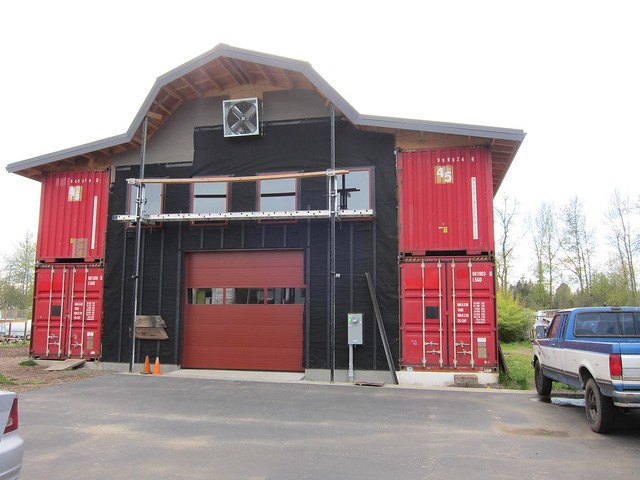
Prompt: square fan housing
<box><xmin>223</xmin><ymin>98</ymin><xmax>261</xmax><ymax>137</ymax></box>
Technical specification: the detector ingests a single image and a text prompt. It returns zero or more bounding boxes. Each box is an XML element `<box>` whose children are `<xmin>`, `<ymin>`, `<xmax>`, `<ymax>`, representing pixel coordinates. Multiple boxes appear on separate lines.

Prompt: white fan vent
<box><xmin>223</xmin><ymin>98</ymin><xmax>261</xmax><ymax>137</ymax></box>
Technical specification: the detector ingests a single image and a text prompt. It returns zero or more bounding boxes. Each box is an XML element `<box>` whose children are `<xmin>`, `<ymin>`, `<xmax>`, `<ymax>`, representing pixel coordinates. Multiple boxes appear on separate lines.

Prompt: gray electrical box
<box><xmin>347</xmin><ymin>313</ymin><xmax>363</xmax><ymax>345</ymax></box>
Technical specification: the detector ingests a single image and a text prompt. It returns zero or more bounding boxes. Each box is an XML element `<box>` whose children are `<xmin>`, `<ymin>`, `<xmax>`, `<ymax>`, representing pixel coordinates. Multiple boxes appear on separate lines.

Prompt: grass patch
<box><xmin>500</xmin><ymin>341</ymin><xmax>534</xmax><ymax>389</ymax></box>
<box><xmin>19</xmin><ymin>359</ymin><xmax>38</xmax><ymax>367</ymax></box>
<box><xmin>0</xmin><ymin>373</ymin><xmax>17</xmax><ymax>386</ymax></box>
<box><xmin>500</xmin><ymin>341</ymin><xmax>578</xmax><ymax>391</ymax></box>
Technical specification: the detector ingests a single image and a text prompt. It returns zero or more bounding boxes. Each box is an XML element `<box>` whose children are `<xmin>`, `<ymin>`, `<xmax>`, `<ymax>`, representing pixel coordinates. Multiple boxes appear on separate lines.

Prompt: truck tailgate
<box><xmin>622</xmin><ymin>355</ymin><xmax>640</xmax><ymax>382</ymax></box>
<box><xmin>620</xmin><ymin>343</ymin><xmax>640</xmax><ymax>383</ymax></box>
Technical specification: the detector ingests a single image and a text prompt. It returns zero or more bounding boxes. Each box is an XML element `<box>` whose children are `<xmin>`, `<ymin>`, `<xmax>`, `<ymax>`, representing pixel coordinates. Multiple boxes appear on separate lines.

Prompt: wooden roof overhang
<box><xmin>6</xmin><ymin>44</ymin><xmax>525</xmax><ymax>194</ymax></box>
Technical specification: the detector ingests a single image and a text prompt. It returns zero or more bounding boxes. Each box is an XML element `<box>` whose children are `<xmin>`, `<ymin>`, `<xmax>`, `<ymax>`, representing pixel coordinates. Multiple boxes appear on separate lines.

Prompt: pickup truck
<box><xmin>532</xmin><ymin>307</ymin><xmax>640</xmax><ymax>433</ymax></box>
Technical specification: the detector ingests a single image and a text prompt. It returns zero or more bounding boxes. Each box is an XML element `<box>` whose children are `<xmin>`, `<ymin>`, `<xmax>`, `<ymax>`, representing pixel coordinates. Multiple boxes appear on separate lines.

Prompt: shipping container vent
<box><xmin>223</xmin><ymin>98</ymin><xmax>261</xmax><ymax>137</ymax></box>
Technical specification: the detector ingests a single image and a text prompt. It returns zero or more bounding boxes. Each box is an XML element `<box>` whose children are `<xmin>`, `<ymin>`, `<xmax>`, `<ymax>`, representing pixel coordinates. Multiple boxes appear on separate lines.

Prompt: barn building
<box><xmin>7</xmin><ymin>44</ymin><xmax>525</xmax><ymax>386</ymax></box>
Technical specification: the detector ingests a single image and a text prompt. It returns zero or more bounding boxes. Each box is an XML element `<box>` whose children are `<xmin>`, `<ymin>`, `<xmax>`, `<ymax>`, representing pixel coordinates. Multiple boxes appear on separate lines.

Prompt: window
<box><xmin>574</xmin><ymin>312</ymin><xmax>640</xmax><ymax>337</ymax></box>
<box><xmin>259</xmin><ymin>177</ymin><xmax>297</xmax><ymax>212</ymax></box>
<box><xmin>128</xmin><ymin>183</ymin><xmax>164</xmax><ymax>216</ymax></box>
<box><xmin>191</xmin><ymin>182</ymin><xmax>228</xmax><ymax>214</ymax></box>
<box><xmin>186</xmin><ymin>287</ymin><xmax>305</xmax><ymax>305</ymax></box>
<box><xmin>337</xmin><ymin>169</ymin><xmax>372</xmax><ymax>210</ymax></box>
<box><xmin>547</xmin><ymin>315</ymin><xmax>562</xmax><ymax>339</ymax></box>
<box><xmin>187</xmin><ymin>288</ymin><xmax>225</xmax><ymax>304</ymax></box>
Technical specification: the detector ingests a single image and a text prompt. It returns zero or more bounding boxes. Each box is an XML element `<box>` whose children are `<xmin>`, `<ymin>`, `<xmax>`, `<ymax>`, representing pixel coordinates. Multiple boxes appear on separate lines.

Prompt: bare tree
<box><xmin>605</xmin><ymin>190</ymin><xmax>638</xmax><ymax>297</ymax></box>
<box><xmin>494</xmin><ymin>195</ymin><xmax>521</xmax><ymax>295</ymax></box>
<box><xmin>531</xmin><ymin>202</ymin><xmax>559</xmax><ymax>305</ymax></box>
<box><xmin>558</xmin><ymin>197</ymin><xmax>595</xmax><ymax>294</ymax></box>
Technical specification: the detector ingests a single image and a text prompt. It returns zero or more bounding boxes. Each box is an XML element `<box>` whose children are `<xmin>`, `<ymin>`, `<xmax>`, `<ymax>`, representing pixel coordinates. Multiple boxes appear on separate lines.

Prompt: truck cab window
<box><xmin>547</xmin><ymin>315</ymin><xmax>562</xmax><ymax>339</ymax></box>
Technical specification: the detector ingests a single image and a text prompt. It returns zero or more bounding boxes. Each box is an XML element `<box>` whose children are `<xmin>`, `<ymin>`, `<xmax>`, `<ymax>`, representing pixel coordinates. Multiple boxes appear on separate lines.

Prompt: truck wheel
<box><xmin>534</xmin><ymin>360</ymin><xmax>552</xmax><ymax>396</ymax></box>
<box><xmin>584</xmin><ymin>378</ymin><xmax>615</xmax><ymax>433</ymax></box>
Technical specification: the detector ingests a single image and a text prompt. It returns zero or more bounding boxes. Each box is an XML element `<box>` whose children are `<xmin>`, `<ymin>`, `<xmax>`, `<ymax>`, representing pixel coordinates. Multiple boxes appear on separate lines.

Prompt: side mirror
<box><xmin>535</xmin><ymin>325</ymin><xmax>547</xmax><ymax>339</ymax></box>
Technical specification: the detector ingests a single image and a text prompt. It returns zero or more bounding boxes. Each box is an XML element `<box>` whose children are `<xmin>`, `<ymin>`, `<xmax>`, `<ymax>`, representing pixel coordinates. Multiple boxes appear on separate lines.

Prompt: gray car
<box><xmin>0</xmin><ymin>390</ymin><xmax>23</xmax><ymax>480</ymax></box>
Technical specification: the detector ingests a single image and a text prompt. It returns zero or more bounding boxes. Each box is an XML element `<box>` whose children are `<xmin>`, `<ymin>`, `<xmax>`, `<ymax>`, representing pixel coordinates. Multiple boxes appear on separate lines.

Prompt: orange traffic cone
<box><xmin>142</xmin><ymin>356</ymin><xmax>152</xmax><ymax>374</ymax></box>
<box><xmin>153</xmin><ymin>357</ymin><xmax>162</xmax><ymax>375</ymax></box>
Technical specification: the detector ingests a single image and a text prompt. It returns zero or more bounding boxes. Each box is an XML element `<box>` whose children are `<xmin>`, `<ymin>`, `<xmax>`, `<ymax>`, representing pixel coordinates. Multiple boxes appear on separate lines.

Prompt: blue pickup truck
<box><xmin>532</xmin><ymin>307</ymin><xmax>640</xmax><ymax>433</ymax></box>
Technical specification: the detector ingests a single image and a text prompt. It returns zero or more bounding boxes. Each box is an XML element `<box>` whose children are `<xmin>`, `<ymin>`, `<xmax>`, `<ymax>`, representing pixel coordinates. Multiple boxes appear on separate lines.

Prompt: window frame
<box><xmin>257</xmin><ymin>173</ymin><xmax>299</xmax><ymax>224</ymax></box>
<box><xmin>127</xmin><ymin>183</ymin><xmax>165</xmax><ymax>228</ymax></box>
<box><xmin>190</xmin><ymin>180</ymin><xmax>229</xmax><ymax>226</ymax></box>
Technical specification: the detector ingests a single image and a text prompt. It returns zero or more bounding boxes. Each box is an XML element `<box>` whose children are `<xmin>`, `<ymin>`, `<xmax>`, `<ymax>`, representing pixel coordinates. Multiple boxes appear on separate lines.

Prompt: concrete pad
<box><xmin>165</xmin><ymin>369</ymin><xmax>305</xmax><ymax>383</ymax></box>
<box><xmin>45</xmin><ymin>359</ymin><xmax>86</xmax><ymax>371</ymax></box>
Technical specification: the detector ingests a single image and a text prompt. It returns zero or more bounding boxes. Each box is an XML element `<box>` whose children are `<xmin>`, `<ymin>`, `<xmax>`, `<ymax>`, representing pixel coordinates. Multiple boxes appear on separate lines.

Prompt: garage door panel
<box><xmin>185</xmin><ymin>307</ymin><xmax>302</xmax><ymax>348</ymax></box>
<box><xmin>187</xmin><ymin>251</ymin><xmax>303</xmax><ymax>286</ymax></box>
<box><xmin>183</xmin><ymin>346</ymin><xmax>302</xmax><ymax>371</ymax></box>
<box><xmin>183</xmin><ymin>251</ymin><xmax>304</xmax><ymax>371</ymax></box>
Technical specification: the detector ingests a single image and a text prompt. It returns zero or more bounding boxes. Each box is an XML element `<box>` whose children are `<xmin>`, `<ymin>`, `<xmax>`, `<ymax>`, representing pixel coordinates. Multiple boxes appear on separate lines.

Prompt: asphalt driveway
<box><xmin>19</xmin><ymin>375</ymin><xmax>640</xmax><ymax>479</ymax></box>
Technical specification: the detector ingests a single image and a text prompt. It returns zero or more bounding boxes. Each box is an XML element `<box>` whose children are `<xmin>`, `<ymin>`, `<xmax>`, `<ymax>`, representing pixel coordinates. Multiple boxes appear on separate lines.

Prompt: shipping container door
<box><xmin>447</xmin><ymin>260</ymin><xmax>497</xmax><ymax>370</ymax></box>
<box><xmin>400</xmin><ymin>259</ymin><xmax>497</xmax><ymax>370</ymax></box>
<box><xmin>183</xmin><ymin>250</ymin><xmax>305</xmax><ymax>371</ymax></box>
<box><xmin>400</xmin><ymin>261</ymin><xmax>447</xmax><ymax>368</ymax></box>
<box><xmin>31</xmin><ymin>265</ymin><xmax>103</xmax><ymax>360</ymax></box>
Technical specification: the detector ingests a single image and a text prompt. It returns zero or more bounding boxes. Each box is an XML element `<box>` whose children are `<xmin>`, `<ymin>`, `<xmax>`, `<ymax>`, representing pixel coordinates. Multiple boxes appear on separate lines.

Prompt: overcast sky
<box><xmin>1</xmin><ymin>1</ymin><xmax>638</xmax><ymax>281</ymax></box>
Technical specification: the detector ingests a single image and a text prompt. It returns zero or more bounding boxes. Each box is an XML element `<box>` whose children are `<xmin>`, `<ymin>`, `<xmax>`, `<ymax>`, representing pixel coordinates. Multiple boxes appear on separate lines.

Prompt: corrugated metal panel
<box><xmin>400</xmin><ymin>258</ymin><xmax>497</xmax><ymax>371</ymax></box>
<box><xmin>37</xmin><ymin>170</ymin><xmax>109</xmax><ymax>262</ymax></box>
<box><xmin>398</xmin><ymin>148</ymin><xmax>494</xmax><ymax>255</ymax></box>
<box><xmin>30</xmin><ymin>264</ymin><xmax>103</xmax><ymax>360</ymax></box>
<box><xmin>183</xmin><ymin>250</ymin><xmax>304</xmax><ymax>371</ymax></box>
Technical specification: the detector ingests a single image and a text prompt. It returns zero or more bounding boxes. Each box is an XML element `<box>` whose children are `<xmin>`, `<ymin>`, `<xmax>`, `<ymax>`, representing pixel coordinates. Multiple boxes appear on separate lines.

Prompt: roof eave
<box><xmin>6</xmin><ymin>133</ymin><xmax>131</xmax><ymax>174</ymax></box>
<box><xmin>356</xmin><ymin>114</ymin><xmax>526</xmax><ymax>143</ymax></box>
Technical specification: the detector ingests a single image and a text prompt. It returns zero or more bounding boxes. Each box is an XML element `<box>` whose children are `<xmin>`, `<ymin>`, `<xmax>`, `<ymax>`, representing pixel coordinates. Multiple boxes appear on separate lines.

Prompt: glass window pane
<box><xmin>187</xmin><ymin>288</ymin><xmax>213</xmax><ymax>304</ymax></box>
<box><xmin>128</xmin><ymin>184</ymin><xmax>163</xmax><ymax>215</ymax></box>
<box><xmin>261</xmin><ymin>178</ymin><xmax>294</xmax><ymax>194</ymax></box>
<box><xmin>128</xmin><ymin>186</ymin><xmax>138</xmax><ymax>215</ymax></box>
<box><xmin>338</xmin><ymin>170</ymin><xmax>371</xmax><ymax>210</ymax></box>
<box><xmin>211</xmin><ymin>288</ymin><xmax>224</xmax><ymax>305</ymax></box>
<box><xmin>144</xmin><ymin>184</ymin><xmax>163</xmax><ymax>215</ymax></box>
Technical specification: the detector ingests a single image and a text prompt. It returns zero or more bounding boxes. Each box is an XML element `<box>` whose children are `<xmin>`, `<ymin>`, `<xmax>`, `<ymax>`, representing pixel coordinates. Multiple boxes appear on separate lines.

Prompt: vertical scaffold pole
<box><xmin>129</xmin><ymin>116</ymin><xmax>148</xmax><ymax>373</ymax></box>
<box><xmin>329</xmin><ymin>105</ymin><xmax>337</xmax><ymax>383</ymax></box>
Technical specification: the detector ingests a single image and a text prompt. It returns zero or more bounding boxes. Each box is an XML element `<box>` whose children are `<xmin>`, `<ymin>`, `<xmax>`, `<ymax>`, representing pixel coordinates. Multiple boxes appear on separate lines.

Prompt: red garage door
<box><xmin>182</xmin><ymin>250</ymin><xmax>305</xmax><ymax>371</ymax></box>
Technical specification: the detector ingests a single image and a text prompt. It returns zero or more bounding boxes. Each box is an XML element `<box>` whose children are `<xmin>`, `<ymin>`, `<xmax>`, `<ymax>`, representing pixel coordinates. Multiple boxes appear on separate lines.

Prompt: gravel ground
<box><xmin>0</xmin><ymin>345</ymin><xmax>114</xmax><ymax>393</ymax></box>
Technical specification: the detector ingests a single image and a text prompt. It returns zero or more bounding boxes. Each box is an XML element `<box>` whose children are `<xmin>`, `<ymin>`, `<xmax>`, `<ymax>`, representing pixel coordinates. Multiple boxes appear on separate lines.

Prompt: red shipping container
<box><xmin>400</xmin><ymin>258</ymin><xmax>497</xmax><ymax>371</ymax></box>
<box><xmin>397</xmin><ymin>147</ymin><xmax>494</xmax><ymax>255</ymax></box>
<box><xmin>37</xmin><ymin>170</ymin><xmax>109</xmax><ymax>262</ymax></box>
<box><xmin>31</xmin><ymin>264</ymin><xmax>103</xmax><ymax>360</ymax></box>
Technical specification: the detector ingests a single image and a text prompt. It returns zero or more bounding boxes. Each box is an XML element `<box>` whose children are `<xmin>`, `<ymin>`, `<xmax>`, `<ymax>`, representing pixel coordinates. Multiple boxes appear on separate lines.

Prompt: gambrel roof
<box><xmin>6</xmin><ymin>44</ymin><xmax>525</xmax><ymax>191</ymax></box>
